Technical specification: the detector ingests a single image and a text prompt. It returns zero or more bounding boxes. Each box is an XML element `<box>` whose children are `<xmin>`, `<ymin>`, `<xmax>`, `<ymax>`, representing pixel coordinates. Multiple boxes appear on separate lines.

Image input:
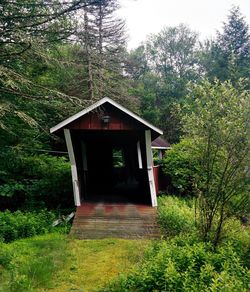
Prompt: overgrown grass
<box><xmin>1</xmin><ymin>196</ymin><xmax>248</xmax><ymax>291</ymax></box>
<box><xmin>157</xmin><ymin>195</ymin><xmax>196</xmax><ymax>237</ymax></box>
<box><xmin>0</xmin><ymin>234</ymin><xmax>149</xmax><ymax>292</ymax></box>
<box><xmin>0</xmin><ymin>233</ymin><xmax>68</xmax><ymax>291</ymax></box>
<box><xmin>100</xmin><ymin>195</ymin><xmax>250</xmax><ymax>291</ymax></box>
<box><xmin>53</xmin><ymin>238</ymin><xmax>149</xmax><ymax>292</ymax></box>
<box><xmin>103</xmin><ymin>237</ymin><xmax>250</xmax><ymax>292</ymax></box>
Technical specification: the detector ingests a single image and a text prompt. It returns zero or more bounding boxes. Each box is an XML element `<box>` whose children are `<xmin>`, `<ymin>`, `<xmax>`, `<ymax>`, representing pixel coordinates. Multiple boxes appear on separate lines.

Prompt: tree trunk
<box><xmin>84</xmin><ymin>9</ymin><xmax>94</xmax><ymax>99</ymax></box>
<box><xmin>97</xmin><ymin>4</ymin><xmax>104</xmax><ymax>98</ymax></box>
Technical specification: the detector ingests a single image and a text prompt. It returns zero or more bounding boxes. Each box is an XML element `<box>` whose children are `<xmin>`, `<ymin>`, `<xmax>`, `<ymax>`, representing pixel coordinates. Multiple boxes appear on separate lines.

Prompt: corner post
<box><xmin>145</xmin><ymin>130</ymin><xmax>157</xmax><ymax>207</ymax></box>
<box><xmin>64</xmin><ymin>129</ymin><xmax>81</xmax><ymax>206</ymax></box>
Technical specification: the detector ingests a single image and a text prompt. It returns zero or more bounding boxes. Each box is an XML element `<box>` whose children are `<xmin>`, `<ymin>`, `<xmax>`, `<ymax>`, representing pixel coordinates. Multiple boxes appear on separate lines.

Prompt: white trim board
<box><xmin>145</xmin><ymin>130</ymin><xmax>158</xmax><ymax>207</ymax></box>
<box><xmin>50</xmin><ymin>97</ymin><xmax>163</xmax><ymax>135</ymax></box>
<box><xmin>152</xmin><ymin>146</ymin><xmax>171</xmax><ymax>150</ymax></box>
<box><xmin>64</xmin><ymin>129</ymin><xmax>81</xmax><ymax>206</ymax></box>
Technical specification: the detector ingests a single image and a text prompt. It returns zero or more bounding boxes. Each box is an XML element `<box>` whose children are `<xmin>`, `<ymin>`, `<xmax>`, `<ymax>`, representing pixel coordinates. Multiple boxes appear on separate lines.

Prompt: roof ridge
<box><xmin>50</xmin><ymin>97</ymin><xmax>163</xmax><ymax>135</ymax></box>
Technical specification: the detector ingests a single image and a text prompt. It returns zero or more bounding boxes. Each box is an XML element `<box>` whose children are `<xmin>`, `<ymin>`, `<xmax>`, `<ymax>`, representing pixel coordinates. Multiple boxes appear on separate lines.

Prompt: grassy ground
<box><xmin>0</xmin><ymin>234</ymin><xmax>150</xmax><ymax>292</ymax></box>
<box><xmin>54</xmin><ymin>238</ymin><xmax>149</xmax><ymax>292</ymax></box>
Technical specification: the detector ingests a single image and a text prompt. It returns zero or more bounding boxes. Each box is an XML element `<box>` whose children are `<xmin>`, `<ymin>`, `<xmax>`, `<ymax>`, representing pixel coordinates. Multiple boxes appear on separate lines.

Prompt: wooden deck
<box><xmin>70</xmin><ymin>203</ymin><xmax>161</xmax><ymax>239</ymax></box>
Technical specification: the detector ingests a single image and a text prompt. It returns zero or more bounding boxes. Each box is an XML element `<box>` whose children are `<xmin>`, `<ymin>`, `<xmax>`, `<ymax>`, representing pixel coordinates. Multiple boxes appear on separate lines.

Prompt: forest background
<box><xmin>0</xmin><ymin>0</ymin><xmax>249</xmax><ymax>212</ymax></box>
<box><xmin>0</xmin><ymin>2</ymin><xmax>249</xmax><ymax>290</ymax></box>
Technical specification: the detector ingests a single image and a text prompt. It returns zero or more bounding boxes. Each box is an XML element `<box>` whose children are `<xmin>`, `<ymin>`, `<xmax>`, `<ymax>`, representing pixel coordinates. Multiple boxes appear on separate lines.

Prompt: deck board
<box><xmin>70</xmin><ymin>203</ymin><xmax>161</xmax><ymax>239</ymax></box>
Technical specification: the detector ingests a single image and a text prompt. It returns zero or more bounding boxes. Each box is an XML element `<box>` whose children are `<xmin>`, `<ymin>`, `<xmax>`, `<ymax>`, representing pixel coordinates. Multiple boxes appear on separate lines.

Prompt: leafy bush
<box><xmin>0</xmin><ymin>149</ymin><xmax>73</xmax><ymax>209</ymax></box>
<box><xmin>0</xmin><ymin>210</ymin><xmax>57</xmax><ymax>243</ymax></box>
<box><xmin>220</xmin><ymin>218</ymin><xmax>250</xmax><ymax>269</ymax></box>
<box><xmin>162</xmin><ymin>139</ymin><xmax>202</xmax><ymax>196</ymax></box>
<box><xmin>157</xmin><ymin>196</ymin><xmax>196</xmax><ymax>237</ymax></box>
<box><xmin>181</xmin><ymin>81</ymin><xmax>250</xmax><ymax>246</ymax></box>
<box><xmin>103</xmin><ymin>239</ymin><xmax>250</xmax><ymax>292</ymax></box>
<box><xmin>101</xmin><ymin>195</ymin><xmax>250</xmax><ymax>292</ymax></box>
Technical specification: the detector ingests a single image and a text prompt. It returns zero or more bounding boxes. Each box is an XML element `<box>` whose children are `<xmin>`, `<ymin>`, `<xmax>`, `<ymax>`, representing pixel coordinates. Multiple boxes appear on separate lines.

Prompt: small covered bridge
<box><xmin>50</xmin><ymin>97</ymin><xmax>165</xmax><ymax>238</ymax></box>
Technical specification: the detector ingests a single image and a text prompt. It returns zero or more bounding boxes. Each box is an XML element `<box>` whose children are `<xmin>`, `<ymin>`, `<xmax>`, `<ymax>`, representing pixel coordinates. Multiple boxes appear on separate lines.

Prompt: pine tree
<box><xmin>77</xmin><ymin>0</ymin><xmax>127</xmax><ymax>99</ymax></box>
<box><xmin>218</xmin><ymin>6</ymin><xmax>250</xmax><ymax>62</ymax></box>
<box><xmin>203</xmin><ymin>6</ymin><xmax>250</xmax><ymax>83</ymax></box>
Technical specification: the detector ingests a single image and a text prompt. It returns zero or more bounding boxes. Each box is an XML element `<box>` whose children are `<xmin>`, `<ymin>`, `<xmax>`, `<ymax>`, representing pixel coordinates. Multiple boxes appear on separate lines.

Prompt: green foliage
<box><xmin>0</xmin><ymin>236</ymin><xmax>148</xmax><ymax>292</ymax></box>
<box><xmin>0</xmin><ymin>210</ymin><xmax>57</xmax><ymax>243</ymax></box>
<box><xmin>102</xmin><ymin>195</ymin><xmax>250</xmax><ymax>292</ymax></box>
<box><xmin>146</xmin><ymin>24</ymin><xmax>198</xmax><ymax>81</ymax></box>
<box><xmin>138</xmin><ymin>73</ymin><xmax>161</xmax><ymax>125</ymax></box>
<box><xmin>222</xmin><ymin>218</ymin><xmax>250</xmax><ymax>268</ymax></box>
<box><xmin>201</xmin><ymin>6</ymin><xmax>250</xmax><ymax>83</ymax></box>
<box><xmin>182</xmin><ymin>80</ymin><xmax>250</xmax><ymax>245</ymax></box>
<box><xmin>157</xmin><ymin>196</ymin><xmax>196</xmax><ymax>237</ymax></box>
<box><xmin>126</xmin><ymin>24</ymin><xmax>200</xmax><ymax>143</ymax></box>
<box><xmin>162</xmin><ymin>139</ymin><xmax>202</xmax><ymax>195</ymax></box>
<box><xmin>0</xmin><ymin>149</ymin><xmax>73</xmax><ymax>209</ymax></box>
<box><xmin>0</xmin><ymin>233</ymin><xmax>68</xmax><ymax>291</ymax></box>
<box><xmin>103</xmin><ymin>239</ymin><xmax>250</xmax><ymax>292</ymax></box>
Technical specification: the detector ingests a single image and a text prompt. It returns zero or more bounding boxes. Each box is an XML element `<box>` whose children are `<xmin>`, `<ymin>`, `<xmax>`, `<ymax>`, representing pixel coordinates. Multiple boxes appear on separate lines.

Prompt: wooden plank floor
<box><xmin>70</xmin><ymin>203</ymin><xmax>161</xmax><ymax>239</ymax></box>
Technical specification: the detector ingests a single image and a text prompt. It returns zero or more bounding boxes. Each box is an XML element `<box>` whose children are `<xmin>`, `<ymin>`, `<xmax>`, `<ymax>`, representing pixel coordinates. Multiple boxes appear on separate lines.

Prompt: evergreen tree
<box><xmin>0</xmin><ymin>0</ymin><xmax>99</xmax><ymax>104</ymax></box>
<box><xmin>201</xmin><ymin>6</ymin><xmax>250</xmax><ymax>83</ymax></box>
<box><xmin>76</xmin><ymin>0</ymin><xmax>127</xmax><ymax>99</ymax></box>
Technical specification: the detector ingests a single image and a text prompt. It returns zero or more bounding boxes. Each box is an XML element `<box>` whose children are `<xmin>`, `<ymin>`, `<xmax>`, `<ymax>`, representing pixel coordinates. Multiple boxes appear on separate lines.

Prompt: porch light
<box><xmin>101</xmin><ymin>115</ymin><xmax>110</xmax><ymax>124</ymax></box>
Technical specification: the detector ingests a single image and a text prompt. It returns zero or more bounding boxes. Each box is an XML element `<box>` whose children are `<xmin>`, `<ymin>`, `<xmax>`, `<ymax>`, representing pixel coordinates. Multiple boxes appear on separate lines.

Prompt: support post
<box><xmin>64</xmin><ymin>129</ymin><xmax>81</xmax><ymax>206</ymax></box>
<box><xmin>137</xmin><ymin>141</ymin><xmax>143</xmax><ymax>169</ymax></box>
<box><xmin>145</xmin><ymin>130</ymin><xmax>157</xmax><ymax>207</ymax></box>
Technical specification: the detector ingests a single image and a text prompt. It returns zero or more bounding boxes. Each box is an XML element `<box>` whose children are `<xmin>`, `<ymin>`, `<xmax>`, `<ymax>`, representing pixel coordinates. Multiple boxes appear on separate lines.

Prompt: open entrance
<box><xmin>71</xmin><ymin>130</ymin><xmax>151</xmax><ymax>204</ymax></box>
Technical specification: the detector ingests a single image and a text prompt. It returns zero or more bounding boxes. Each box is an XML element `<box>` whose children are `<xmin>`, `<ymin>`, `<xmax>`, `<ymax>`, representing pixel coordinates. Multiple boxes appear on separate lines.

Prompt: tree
<box><xmin>182</xmin><ymin>80</ymin><xmax>250</xmax><ymax>247</ymax></box>
<box><xmin>0</xmin><ymin>0</ymin><xmax>99</xmax><ymax>58</ymax></box>
<box><xmin>124</xmin><ymin>45</ymin><xmax>149</xmax><ymax>80</ymax></box>
<box><xmin>76</xmin><ymin>0</ymin><xmax>127</xmax><ymax>99</ymax></box>
<box><xmin>0</xmin><ymin>1</ymin><xmax>96</xmax><ymax>204</ymax></box>
<box><xmin>0</xmin><ymin>1</ymin><xmax>104</xmax><ymax>134</ymax></box>
<box><xmin>145</xmin><ymin>24</ymin><xmax>198</xmax><ymax>82</ymax></box>
<box><xmin>128</xmin><ymin>25</ymin><xmax>199</xmax><ymax>143</ymax></box>
<box><xmin>200</xmin><ymin>6</ymin><xmax>250</xmax><ymax>84</ymax></box>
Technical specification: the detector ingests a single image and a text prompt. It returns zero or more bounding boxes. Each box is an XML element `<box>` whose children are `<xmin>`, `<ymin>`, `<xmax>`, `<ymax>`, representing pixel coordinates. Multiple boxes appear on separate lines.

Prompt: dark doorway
<box><xmin>73</xmin><ymin>130</ymin><xmax>151</xmax><ymax>204</ymax></box>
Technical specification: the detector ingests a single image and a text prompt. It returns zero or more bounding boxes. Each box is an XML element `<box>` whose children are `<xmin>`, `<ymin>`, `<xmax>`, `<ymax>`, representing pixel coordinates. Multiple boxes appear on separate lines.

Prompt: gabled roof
<box><xmin>50</xmin><ymin>97</ymin><xmax>163</xmax><ymax>135</ymax></box>
<box><xmin>152</xmin><ymin>136</ymin><xmax>171</xmax><ymax>149</ymax></box>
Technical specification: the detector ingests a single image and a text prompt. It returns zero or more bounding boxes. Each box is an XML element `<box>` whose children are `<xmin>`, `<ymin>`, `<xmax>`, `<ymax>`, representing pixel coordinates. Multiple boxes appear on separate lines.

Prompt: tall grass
<box><xmin>100</xmin><ymin>195</ymin><xmax>250</xmax><ymax>292</ymax></box>
<box><xmin>157</xmin><ymin>195</ymin><xmax>196</xmax><ymax>237</ymax></box>
<box><xmin>0</xmin><ymin>233</ymin><xmax>68</xmax><ymax>291</ymax></box>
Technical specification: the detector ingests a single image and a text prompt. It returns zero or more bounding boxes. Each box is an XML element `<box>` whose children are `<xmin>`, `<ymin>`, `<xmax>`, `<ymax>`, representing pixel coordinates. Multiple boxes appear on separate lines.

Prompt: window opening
<box><xmin>113</xmin><ymin>148</ymin><xmax>125</xmax><ymax>168</ymax></box>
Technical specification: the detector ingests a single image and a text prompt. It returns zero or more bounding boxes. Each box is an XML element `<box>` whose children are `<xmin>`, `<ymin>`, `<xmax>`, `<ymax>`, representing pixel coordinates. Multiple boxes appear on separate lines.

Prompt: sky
<box><xmin>117</xmin><ymin>0</ymin><xmax>250</xmax><ymax>49</ymax></box>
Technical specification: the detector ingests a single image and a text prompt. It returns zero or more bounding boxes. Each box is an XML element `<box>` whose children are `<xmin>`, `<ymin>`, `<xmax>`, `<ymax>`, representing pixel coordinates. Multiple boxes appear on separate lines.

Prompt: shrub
<box><xmin>0</xmin><ymin>210</ymin><xmax>57</xmax><ymax>243</ymax></box>
<box><xmin>220</xmin><ymin>218</ymin><xmax>250</xmax><ymax>269</ymax></box>
<box><xmin>181</xmin><ymin>80</ymin><xmax>250</xmax><ymax>246</ymax></box>
<box><xmin>103</xmin><ymin>239</ymin><xmax>250</xmax><ymax>292</ymax></box>
<box><xmin>157</xmin><ymin>196</ymin><xmax>196</xmax><ymax>237</ymax></box>
<box><xmin>0</xmin><ymin>149</ymin><xmax>74</xmax><ymax>210</ymax></box>
<box><xmin>162</xmin><ymin>139</ymin><xmax>203</xmax><ymax>196</ymax></box>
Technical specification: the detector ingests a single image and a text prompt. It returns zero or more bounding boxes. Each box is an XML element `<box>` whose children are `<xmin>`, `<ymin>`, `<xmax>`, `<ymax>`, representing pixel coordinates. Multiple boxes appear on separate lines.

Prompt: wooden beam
<box><xmin>145</xmin><ymin>130</ymin><xmax>157</xmax><ymax>207</ymax></box>
<box><xmin>137</xmin><ymin>141</ymin><xmax>143</xmax><ymax>169</ymax></box>
<box><xmin>64</xmin><ymin>129</ymin><xmax>81</xmax><ymax>206</ymax></box>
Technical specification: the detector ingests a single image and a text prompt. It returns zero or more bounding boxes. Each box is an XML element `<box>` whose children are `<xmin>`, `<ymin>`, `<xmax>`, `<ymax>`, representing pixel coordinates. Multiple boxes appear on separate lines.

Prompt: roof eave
<box><xmin>50</xmin><ymin>97</ymin><xmax>163</xmax><ymax>135</ymax></box>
